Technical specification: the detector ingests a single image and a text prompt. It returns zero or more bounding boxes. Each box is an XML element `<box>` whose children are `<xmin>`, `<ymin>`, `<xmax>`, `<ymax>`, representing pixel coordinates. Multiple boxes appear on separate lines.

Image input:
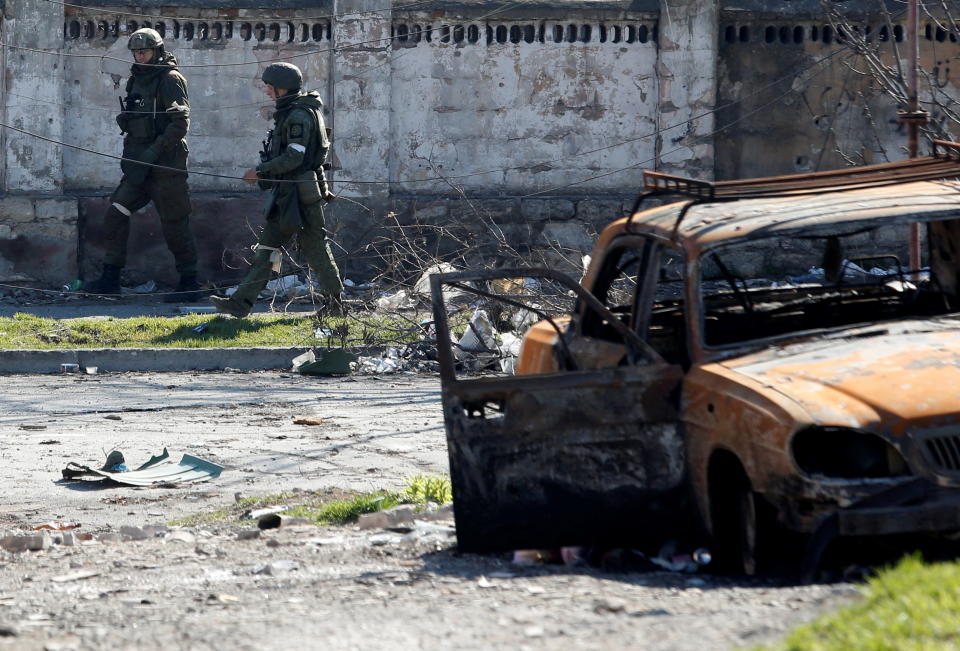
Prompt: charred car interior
<box><xmin>431</xmin><ymin>141</ymin><xmax>960</xmax><ymax>577</ymax></box>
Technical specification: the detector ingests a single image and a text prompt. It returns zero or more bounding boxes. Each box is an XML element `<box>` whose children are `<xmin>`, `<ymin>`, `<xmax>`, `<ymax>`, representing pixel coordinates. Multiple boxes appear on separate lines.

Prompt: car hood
<box><xmin>720</xmin><ymin>326</ymin><xmax>960</xmax><ymax>434</ymax></box>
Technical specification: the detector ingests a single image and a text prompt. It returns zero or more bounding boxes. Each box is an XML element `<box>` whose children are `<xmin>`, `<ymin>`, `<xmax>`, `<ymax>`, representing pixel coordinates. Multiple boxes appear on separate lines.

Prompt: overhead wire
<box><xmin>0</xmin><ymin>42</ymin><xmax>849</xmax><ymax>186</ymax></box>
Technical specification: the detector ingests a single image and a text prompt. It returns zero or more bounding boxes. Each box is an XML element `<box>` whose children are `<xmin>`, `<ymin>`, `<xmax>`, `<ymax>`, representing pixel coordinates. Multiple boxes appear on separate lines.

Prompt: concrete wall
<box><xmin>0</xmin><ymin>0</ymin><xmax>951</xmax><ymax>287</ymax></box>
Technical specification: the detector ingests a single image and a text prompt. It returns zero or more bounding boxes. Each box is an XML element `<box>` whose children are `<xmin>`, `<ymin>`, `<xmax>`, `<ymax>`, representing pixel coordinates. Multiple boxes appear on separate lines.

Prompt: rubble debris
<box><xmin>61</xmin><ymin>448</ymin><xmax>224</xmax><ymax>486</ymax></box>
<box><xmin>84</xmin><ymin>366</ymin><xmax>98</xmax><ymax>375</ymax></box>
<box><xmin>237</xmin><ymin>529</ymin><xmax>261</xmax><ymax>541</ymax></box>
<box><xmin>18</xmin><ymin>424</ymin><xmax>47</xmax><ymax>431</ymax></box>
<box><xmin>0</xmin><ymin>533</ymin><xmax>51</xmax><ymax>553</ymax></box>
<box><xmin>59</xmin><ymin>364</ymin><xmax>79</xmax><ymax>373</ymax></box>
<box><xmin>253</xmin><ymin>560</ymin><xmax>299</xmax><ymax>575</ymax></box>
<box><xmin>164</xmin><ymin>530</ymin><xmax>196</xmax><ymax>544</ymax></box>
<box><xmin>376</xmin><ymin>289</ymin><xmax>416</xmax><ymax>312</ymax></box>
<box><xmin>293</xmin><ymin>417</ymin><xmax>325</xmax><ymax>426</ymax></box>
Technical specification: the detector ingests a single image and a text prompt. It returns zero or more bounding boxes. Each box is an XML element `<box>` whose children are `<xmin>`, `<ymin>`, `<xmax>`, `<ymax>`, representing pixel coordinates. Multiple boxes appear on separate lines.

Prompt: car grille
<box><xmin>923</xmin><ymin>435</ymin><xmax>960</xmax><ymax>472</ymax></box>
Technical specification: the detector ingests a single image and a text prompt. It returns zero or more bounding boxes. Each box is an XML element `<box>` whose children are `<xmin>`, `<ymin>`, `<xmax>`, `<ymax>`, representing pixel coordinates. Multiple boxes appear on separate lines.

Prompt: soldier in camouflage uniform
<box><xmin>83</xmin><ymin>28</ymin><xmax>201</xmax><ymax>302</ymax></box>
<box><xmin>211</xmin><ymin>62</ymin><xmax>343</xmax><ymax>318</ymax></box>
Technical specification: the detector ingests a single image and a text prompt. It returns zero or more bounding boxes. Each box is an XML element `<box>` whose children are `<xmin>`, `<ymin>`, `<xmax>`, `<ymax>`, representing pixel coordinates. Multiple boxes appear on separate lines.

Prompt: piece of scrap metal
<box><xmin>62</xmin><ymin>448</ymin><xmax>224</xmax><ymax>486</ymax></box>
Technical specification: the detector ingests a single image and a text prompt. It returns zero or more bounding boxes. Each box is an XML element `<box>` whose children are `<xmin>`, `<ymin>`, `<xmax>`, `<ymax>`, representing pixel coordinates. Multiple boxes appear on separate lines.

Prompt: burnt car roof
<box><xmin>612</xmin><ymin>179</ymin><xmax>960</xmax><ymax>254</ymax></box>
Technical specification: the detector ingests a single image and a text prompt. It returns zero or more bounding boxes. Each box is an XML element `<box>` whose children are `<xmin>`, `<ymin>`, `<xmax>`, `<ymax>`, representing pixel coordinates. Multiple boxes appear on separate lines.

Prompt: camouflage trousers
<box><xmin>102</xmin><ymin>172</ymin><xmax>198</xmax><ymax>276</ymax></box>
<box><xmin>229</xmin><ymin>200</ymin><xmax>343</xmax><ymax>309</ymax></box>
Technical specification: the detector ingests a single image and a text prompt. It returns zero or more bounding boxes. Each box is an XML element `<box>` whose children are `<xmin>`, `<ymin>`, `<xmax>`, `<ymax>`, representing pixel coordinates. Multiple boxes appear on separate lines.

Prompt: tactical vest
<box><xmin>122</xmin><ymin>70</ymin><xmax>175</xmax><ymax>143</ymax></box>
<box><xmin>267</xmin><ymin>95</ymin><xmax>330</xmax><ymax>177</ymax></box>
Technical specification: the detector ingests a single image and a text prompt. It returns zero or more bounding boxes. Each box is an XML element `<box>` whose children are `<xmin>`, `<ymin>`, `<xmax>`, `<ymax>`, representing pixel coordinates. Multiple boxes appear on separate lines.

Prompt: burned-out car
<box><xmin>430</xmin><ymin>142</ymin><xmax>960</xmax><ymax>574</ymax></box>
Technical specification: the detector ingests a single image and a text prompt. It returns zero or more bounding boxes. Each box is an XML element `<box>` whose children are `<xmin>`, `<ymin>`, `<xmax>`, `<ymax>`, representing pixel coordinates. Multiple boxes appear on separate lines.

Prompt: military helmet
<box><xmin>128</xmin><ymin>28</ymin><xmax>164</xmax><ymax>50</ymax></box>
<box><xmin>262</xmin><ymin>63</ymin><xmax>303</xmax><ymax>91</ymax></box>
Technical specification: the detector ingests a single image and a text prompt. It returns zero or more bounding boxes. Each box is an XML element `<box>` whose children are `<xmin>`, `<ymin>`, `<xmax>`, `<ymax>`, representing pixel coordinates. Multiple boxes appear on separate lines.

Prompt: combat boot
<box><xmin>210</xmin><ymin>295</ymin><xmax>251</xmax><ymax>318</ymax></box>
<box><xmin>82</xmin><ymin>263</ymin><xmax>122</xmax><ymax>296</ymax></box>
<box><xmin>163</xmin><ymin>275</ymin><xmax>203</xmax><ymax>303</ymax></box>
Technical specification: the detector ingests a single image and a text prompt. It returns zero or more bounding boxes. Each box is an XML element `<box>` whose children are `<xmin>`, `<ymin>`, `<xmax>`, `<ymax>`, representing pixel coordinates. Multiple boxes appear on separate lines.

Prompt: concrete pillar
<box><xmin>2</xmin><ymin>0</ymin><xmax>66</xmax><ymax>193</ymax></box>
<box><xmin>330</xmin><ymin>0</ymin><xmax>392</xmax><ymax>201</ymax></box>
<box><xmin>656</xmin><ymin>0</ymin><xmax>719</xmax><ymax>180</ymax></box>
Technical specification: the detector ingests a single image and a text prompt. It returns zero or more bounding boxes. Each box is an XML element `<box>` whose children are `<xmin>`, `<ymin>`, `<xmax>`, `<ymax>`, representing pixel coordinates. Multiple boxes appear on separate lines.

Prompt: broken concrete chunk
<box><xmin>0</xmin><ymin>534</ymin><xmax>51</xmax><ymax>553</ymax></box>
<box><xmin>237</xmin><ymin>529</ymin><xmax>261</xmax><ymax>541</ymax></box>
<box><xmin>357</xmin><ymin>505</ymin><xmax>414</xmax><ymax>531</ymax></box>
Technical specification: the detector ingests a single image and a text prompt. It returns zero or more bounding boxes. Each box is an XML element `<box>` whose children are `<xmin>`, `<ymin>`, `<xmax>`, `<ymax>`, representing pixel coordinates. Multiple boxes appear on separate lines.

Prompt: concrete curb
<box><xmin>0</xmin><ymin>347</ymin><xmax>371</xmax><ymax>374</ymax></box>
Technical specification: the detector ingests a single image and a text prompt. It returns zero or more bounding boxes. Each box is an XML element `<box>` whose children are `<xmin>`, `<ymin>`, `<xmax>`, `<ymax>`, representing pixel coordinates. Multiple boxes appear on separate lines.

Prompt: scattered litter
<box><xmin>293</xmin><ymin>417</ymin><xmax>325</xmax><ymax>426</ymax></box>
<box><xmin>376</xmin><ymin>289</ymin><xmax>416</xmax><ymax>312</ymax></box>
<box><xmin>191</xmin><ymin>323</ymin><xmax>208</xmax><ymax>334</ymax></box>
<box><xmin>127</xmin><ymin>280</ymin><xmax>157</xmax><ymax>294</ymax></box>
<box><xmin>477</xmin><ymin>576</ymin><xmax>495</xmax><ymax>589</ymax></box>
<box><xmin>59</xmin><ymin>364</ymin><xmax>79</xmax><ymax>374</ymax></box>
<box><xmin>18</xmin><ymin>424</ymin><xmax>46</xmax><ymax>431</ymax></box>
<box><xmin>84</xmin><ymin>366</ymin><xmax>98</xmax><ymax>375</ymax></box>
<box><xmin>179</xmin><ymin>305</ymin><xmax>216</xmax><ymax>314</ymax></box>
<box><xmin>263</xmin><ymin>275</ymin><xmax>311</xmax><ymax>299</ymax></box>
<box><xmin>50</xmin><ymin>571</ymin><xmax>100</xmax><ymax>584</ymax></box>
<box><xmin>314</xmin><ymin>328</ymin><xmax>332</xmax><ymax>339</ymax></box>
<box><xmin>61</xmin><ymin>448</ymin><xmax>224</xmax><ymax>487</ymax></box>
<box><xmin>32</xmin><ymin>522</ymin><xmax>79</xmax><ymax>532</ymax></box>
<box><xmin>240</xmin><ymin>506</ymin><xmax>287</xmax><ymax>521</ymax></box>
<box><xmin>211</xmin><ymin>594</ymin><xmax>240</xmax><ymax>604</ymax></box>
<box><xmin>291</xmin><ymin>349</ymin><xmax>356</xmax><ymax>376</ymax></box>
<box><xmin>642</xmin><ymin>543</ymin><xmax>712</xmax><ymax>573</ymax></box>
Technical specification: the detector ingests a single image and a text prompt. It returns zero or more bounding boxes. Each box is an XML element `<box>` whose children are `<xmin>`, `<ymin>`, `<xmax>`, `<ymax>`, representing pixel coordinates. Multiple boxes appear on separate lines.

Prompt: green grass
<box><xmin>770</xmin><ymin>554</ymin><xmax>960</xmax><ymax>651</ymax></box>
<box><xmin>0</xmin><ymin>312</ymin><xmax>421</xmax><ymax>349</ymax></box>
<box><xmin>171</xmin><ymin>475</ymin><xmax>453</xmax><ymax>527</ymax></box>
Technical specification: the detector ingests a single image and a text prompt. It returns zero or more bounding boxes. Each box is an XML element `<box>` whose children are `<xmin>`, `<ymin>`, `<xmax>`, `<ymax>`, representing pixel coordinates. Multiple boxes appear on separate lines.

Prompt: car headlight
<box><xmin>791</xmin><ymin>427</ymin><xmax>910</xmax><ymax>479</ymax></box>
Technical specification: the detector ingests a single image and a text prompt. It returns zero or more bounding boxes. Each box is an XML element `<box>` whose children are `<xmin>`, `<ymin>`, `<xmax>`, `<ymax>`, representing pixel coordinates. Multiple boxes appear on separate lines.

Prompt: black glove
<box><xmin>124</xmin><ymin>146</ymin><xmax>160</xmax><ymax>186</ymax></box>
<box><xmin>116</xmin><ymin>112</ymin><xmax>130</xmax><ymax>134</ymax></box>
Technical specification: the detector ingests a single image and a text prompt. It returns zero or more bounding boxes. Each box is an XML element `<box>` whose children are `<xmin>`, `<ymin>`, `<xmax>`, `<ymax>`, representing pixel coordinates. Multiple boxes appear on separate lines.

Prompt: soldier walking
<box><xmin>211</xmin><ymin>62</ymin><xmax>343</xmax><ymax>318</ymax></box>
<box><xmin>83</xmin><ymin>28</ymin><xmax>201</xmax><ymax>302</ymax></box>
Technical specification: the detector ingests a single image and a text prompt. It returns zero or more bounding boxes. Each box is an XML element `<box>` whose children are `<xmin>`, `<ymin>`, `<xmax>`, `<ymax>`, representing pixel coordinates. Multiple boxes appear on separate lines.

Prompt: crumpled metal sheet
<box><xmin>62</xmin><ymin>448</ymin><xmax>224</xmax><ymax>486</ymax></box>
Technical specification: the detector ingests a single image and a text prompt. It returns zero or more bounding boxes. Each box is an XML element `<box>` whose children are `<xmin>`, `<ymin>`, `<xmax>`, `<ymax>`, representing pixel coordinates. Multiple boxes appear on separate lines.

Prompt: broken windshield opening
<box><xmin>699</xmin><ymin>218</ymin><xmax>960</xmax><ymax>347</ymax></box>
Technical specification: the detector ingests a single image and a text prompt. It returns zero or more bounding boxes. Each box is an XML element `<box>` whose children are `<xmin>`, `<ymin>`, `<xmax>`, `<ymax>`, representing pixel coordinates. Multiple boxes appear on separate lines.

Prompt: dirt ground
<box><xmin>0</xmin><ymin>371</ymin><xmax>857</xmax><ymax>650</ymax></box>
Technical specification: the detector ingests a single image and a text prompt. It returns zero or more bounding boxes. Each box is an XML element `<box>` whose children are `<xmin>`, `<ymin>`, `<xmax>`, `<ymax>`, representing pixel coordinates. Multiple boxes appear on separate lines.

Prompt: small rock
<box><xmin>164</xmin><ymin>530</ymin><xmax>196</xmax><ymax>544</ymax></box>
<box><xmin>120</xmin><ymin>526</ymin><xmax>149</xmax><ymax>541</ymax></box>
<box><xmin>593</xmin><ymin>598</ymin><xmax>627</xmax><ymax>614</ymax></box>
<box><xmin>523</xmin><ymin>626</ymin><xmax>544</xmax><ymax>638</ymax></box>
<box><xmin>253</xmin><ymin>560</ymin><xmax>299</xmax><ymax>575</ymax></box>
<box><xmin>265</xmin><ymin>539</ymin><xmax>280</xmax><ymax>548</ymax></box>
<box><xmin>104</xmin><ymin>415</ymin><xmax>122</xmax><ymax>421</ymax></box>
<box><xmin>237</xmin><ymin>529</ymin><xmax>260</xmax><ymax>541</ymax></box>
<box><xmin>97</xmin><ymin>533</ymin><xmax>121</xmax><ymax>544</ymax></box>
<box><xmin>0</xmin><ymin>534</ymin><xmax>51</xmax><ymax>553</ymax></box>
<box><xmin>0</xmin><ymin>623</ymin><xmax>17</xmax><ymax>637</ymax></box>
<box><xmin>358</xmin><ymin>506</ymin><xmax>414</xmax><ymax>531</ymax></box>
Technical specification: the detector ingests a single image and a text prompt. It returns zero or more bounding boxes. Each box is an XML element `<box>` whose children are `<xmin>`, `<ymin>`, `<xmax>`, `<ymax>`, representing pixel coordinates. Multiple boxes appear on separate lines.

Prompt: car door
<box><xmin>430</xmin><ymin>238</ymin><xmax>691</xmax><ymax>552</ymax></box>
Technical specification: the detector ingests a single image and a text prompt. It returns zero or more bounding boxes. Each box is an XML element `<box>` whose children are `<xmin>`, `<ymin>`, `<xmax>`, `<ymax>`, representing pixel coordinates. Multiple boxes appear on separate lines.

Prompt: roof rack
<box><xmin>642</xmin><ymin>139</ymin><xmax>960</xmax><ymax>201</ymax></box>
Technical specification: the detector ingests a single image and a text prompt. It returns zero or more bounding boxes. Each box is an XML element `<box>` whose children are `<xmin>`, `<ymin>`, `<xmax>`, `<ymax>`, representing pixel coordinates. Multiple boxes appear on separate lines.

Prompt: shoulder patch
<box><xmin>290</xmin><ymin>123</ymin><xmax>304</xmax><ymax>138</ymax></box>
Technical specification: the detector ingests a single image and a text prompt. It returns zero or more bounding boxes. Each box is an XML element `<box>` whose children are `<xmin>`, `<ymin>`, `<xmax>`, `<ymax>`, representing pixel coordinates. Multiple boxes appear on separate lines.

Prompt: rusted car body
<box><xmin>431</xmin><ymin>143</ymin><xmax>960</xmax><ymax>573</ymax></box>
